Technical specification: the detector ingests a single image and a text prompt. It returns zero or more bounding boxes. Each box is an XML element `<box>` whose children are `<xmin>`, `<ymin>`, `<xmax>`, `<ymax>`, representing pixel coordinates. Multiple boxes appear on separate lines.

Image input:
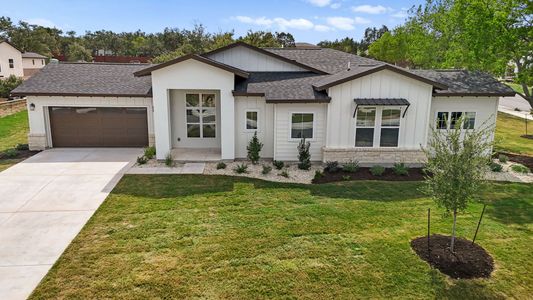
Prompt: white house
<box><xmin>0</xmin><ymin>41</ymin><xmax>47</xmax><ymax>79</ymax></box>
<box><xmin>12</xmin><ymin>42</ymin><xmax>515</xmax><ymax>164</ymax></box>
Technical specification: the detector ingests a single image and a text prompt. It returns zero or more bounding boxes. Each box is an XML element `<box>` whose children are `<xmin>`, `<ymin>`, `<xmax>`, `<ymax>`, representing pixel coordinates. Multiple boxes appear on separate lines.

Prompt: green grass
<box><xmin>0</xmin><ymin>110</ymin><xmax>29</xmax><ymax>170</ymax></box>
<box><xmin>31</xmin><ymin>175</ymin><xmax>533</xmax><ymax>299</ymax></box>
<box><xmin>505</xmin><ymin>82</ymin><xmax>531</xmax><ymax>95</ymax></box>
<box><xmin>495</xmin><ymin>112</ymin><xmax>533</xmax><ymax>156</ymax></box>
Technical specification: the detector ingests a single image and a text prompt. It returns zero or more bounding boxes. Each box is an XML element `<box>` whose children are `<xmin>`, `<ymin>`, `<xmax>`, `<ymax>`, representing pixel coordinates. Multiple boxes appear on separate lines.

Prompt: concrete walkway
<box><xmin>0</xmin><ymin>148</ymin><xmax>141</xmax><ymax>300</ymax></box>
<box><xmin>499</xmin><ymin>94</ymin><xmax>532</xmax><ymax>120</ymax></box>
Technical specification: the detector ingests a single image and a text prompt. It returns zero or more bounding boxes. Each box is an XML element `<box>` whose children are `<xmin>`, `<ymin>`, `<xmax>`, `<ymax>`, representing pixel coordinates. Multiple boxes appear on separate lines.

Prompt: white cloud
<box><xmin>233</xmin><ymin>16</ymin><xmax>320</xmax><ymax>31</ymax></box>
<box><xmin>391</xmin><ymin>8</ymin><xmax>409</xmax><ymax>19</ymax></box>
<box><xmin>354</xmin><ymin>17</ymin><xmax>371</xmax><ymax>24</ymax></box>
<box><xmin>314</xmin><ymin>24</ymin><xmax>333</xmax><ymax>32</ymax></box>
<box><xmin>23</xmin><ymin>18</ymin><xmax>58</xmax><ymax>28</ymax></box>
<box><xmin>306</xmin><ymin>0</ymin><xmax>332</xmax><ymax>7</ymax></box>
<box><xmin>330</xmin><ymin>3</ymin><xmax>341</xmax><ymax>9</ymax></box>
<box><xmin>351</xmin><ymin>5</ymin><xmax>392</xmax><ymax>14</ymax></box>
<box><xmin>234</xmin><ymin>16</ymin><xmax>273</xmax><ymax>27</ymax></box>
<box><xmin>326</xmin><ymin>17</ymin><xmax>355</xmax><ymax>30</ymax></box>
<box><xmin>274</xmin><ymin>18</ymin><xmax>315</xmax><ymax>30</ymax></box>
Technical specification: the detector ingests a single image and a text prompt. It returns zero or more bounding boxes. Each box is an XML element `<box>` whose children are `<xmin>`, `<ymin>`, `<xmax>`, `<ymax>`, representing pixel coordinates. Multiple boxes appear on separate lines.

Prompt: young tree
<box><xmin>66</xmin><ymin>42</ymin><xmax>92</xmax><ymax>61</ymax></box>
<box><xmin>247</xmin><ymin>131</ymin><xmax>263</xmax><ymax>164</ymax></box>
<box><xmin>297</xmin><ymin>138</ymin><xmax>311</xmax><ymax>170</ymax></box>
<box><xmin>422</xmin><ymin>117</ymin><xmax>494</xmax><ymax>252</ymax></box>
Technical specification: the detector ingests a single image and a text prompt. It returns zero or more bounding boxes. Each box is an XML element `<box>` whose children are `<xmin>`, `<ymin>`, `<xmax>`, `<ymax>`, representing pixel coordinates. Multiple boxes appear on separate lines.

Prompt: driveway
<box><xmin>0</xmin><ymin>148</ymin><xmax>141</xmax><ymax>300</ymax></box>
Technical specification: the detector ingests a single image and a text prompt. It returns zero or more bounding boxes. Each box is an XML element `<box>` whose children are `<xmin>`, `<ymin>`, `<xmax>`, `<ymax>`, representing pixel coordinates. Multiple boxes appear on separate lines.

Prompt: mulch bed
<box><xmin>0</xmin><ymin>149</ymin><xmax>40</xmax><ymax>161</ymax></box>
<box><xmin>521</xmin><ymin>135</ymin><xmax>533</xmax><ymax>140</ymax></box>
<box><xmin>312</xmin><ymin>168</ymin><xmax>426</xmax><ymax>184</ymax></box>
<box><xmin>411</xmin><ymin>234</ymin><xmax>494</xmax><ymax>279</ymax></box>
<box><xmin>498</xmin><ymin>152</ymin><xmax>533</xmax><ymax>170</ymax></box>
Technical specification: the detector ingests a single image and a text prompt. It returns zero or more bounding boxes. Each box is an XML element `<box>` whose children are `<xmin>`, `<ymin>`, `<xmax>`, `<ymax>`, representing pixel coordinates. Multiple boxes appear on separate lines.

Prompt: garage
<box><xmin>49</xmin><ymin>107</ymin><xmax>149</xmax><ymax>147</ymax></box>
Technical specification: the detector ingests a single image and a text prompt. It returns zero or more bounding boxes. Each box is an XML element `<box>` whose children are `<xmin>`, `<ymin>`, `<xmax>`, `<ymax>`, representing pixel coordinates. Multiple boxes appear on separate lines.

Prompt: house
<box><xmin>0</xmin><ymin>41</ymin><xmax>47</xmax><ymax>79</ymax></box>
<box><xmin>11</xmin><ymin>42</ymin><xmax>515</xmax><ymax>164</ymax></box>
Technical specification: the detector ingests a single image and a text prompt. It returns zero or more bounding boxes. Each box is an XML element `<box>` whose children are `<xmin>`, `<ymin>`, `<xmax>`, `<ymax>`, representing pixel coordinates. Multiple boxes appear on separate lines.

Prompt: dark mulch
<box><xmin>521</xmin><ymin>135</ymin><xmax>533</xmax><ymax>140</ymax></box>
<box><xmin>411</xmin><ymin>234</ymin><xmax>494</xmax><ymax>279</ymax></box>
<box><xmin>0</xmin><ymin>149</ymin><xmax>40</xmax><ymax>160</ymax></box>
<box><xmin>498</xmin><ymin>152</ymin><xmax>533</xmax><ymax>170</ymax></box>
<box><xmin>312</xmin><ymin>168</ymin><xmax>426</xmax><ymax>184</ymax></box>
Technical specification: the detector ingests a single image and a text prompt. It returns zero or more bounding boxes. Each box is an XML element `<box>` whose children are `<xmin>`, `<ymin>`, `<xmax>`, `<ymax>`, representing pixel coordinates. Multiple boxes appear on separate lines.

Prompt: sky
<box><xmin>0</xmin><ymin>0</ymin><xmax>426</xmax><ymax>43</ymax></box>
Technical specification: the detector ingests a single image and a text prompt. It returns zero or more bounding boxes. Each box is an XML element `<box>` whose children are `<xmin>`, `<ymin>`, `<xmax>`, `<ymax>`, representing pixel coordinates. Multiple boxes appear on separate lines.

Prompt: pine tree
<box><xmin>297</xmin><ymin>138</ymin><xmax>311</xmax><ymax>170</ymax></box>
<box><xmin>247</xmin><ymin>131</ymin><xmax>263</xmax><ymax>164</ymax></box>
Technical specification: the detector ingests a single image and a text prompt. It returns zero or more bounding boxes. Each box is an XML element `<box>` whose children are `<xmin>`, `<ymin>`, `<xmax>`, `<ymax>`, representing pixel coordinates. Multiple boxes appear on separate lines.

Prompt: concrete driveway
<box><xmin>0</xmin><ymin>148</ymin><xmax>141</xmax><ymax>300</ymax></box>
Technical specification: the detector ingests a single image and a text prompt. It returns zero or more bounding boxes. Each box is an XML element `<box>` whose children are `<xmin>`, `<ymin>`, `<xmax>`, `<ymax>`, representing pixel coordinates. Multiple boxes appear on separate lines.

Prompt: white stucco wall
<box><xmin>25</xmin><ymin>95</ymin><xmax>154</xmax><ymax>150</ymax></box>
<box><xmin>0</xmin><ymin>42</ymin><xmax>23</xmax><ymax>78</ymax></box>
<box><xmin>206</xmin><ymin>45</ymin><xmax>307</xmax><ymax>72</ymax></box>
<box><xmin>22</xmin><ymin>57</ymin><xmax>46</xmax><ymax>69</ymax></box>
<box><xmin>150</xmin><ymin>59</ymin><xmax>236</xmax><ymax>159</ymax></box>
<box><xmin>234</xmin><ymin>96</ymin><xmax>275</xmax><ymax>158</ymax></box>
<box><xmin>274</xmin><ymin>103</ymin><xmax>327</xmax><ymax>161</ymax></box>
<box><xmin>326</xmin><ymin>69</ymin><xmax>434</xmax><ymax>150</ymax></box>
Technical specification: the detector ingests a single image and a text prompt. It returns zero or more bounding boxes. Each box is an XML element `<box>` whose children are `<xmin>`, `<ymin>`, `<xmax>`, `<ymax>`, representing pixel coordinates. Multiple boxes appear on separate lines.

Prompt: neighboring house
<box><xmin>0</xmin><ymin>41</ymin><xmax>47</xmax><ymax>79</ymax></box>
<box><xmin>12</xmin><ymin>42</ymin><xmax>515</xmax><ymax>164</ymax></box>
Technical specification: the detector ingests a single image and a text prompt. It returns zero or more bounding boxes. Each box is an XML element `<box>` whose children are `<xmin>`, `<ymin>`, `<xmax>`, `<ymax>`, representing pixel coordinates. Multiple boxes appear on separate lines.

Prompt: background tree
<box><xmin>422</xmin><ymin>117</ymin><xmax>493</xmax><ymax>252</ymax></box>
<box><xmin>0</xmin><ymin>75</ymin><xmax>23</xmax><ymax>98</ymax></box>
<box><xmin>66</xmin><ymin>42</ymin><xmax>92</xmax><ymax>61</ymax></box>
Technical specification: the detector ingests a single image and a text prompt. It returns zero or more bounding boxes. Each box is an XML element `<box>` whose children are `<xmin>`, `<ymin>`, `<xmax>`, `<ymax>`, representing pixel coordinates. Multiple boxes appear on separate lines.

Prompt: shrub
<box><xmin>262</xmin><ymin>165</ymin><xmax>272</xmax><ymax>175</ymax></box>
<box><xmin>498</xmin><ymin>154</ymin><xmax>508</xmax><ymax>163</ymax></box>
<box><xmin>15</xmin><ymin>143</ymin><xmax>29</xmax><ymax>151</ymax></box>
<box><xmin>325</xmin><ymin>161</ymin><xmax>340</xmax><ymax>173</ymax></box>
<box><xmin>144</xmin><ymin>147</ymin><xmax>156</xmax><ymax>159</ymax></box>
<box><xmin>342</xmin><ymin>160</ymin><xmax>359</xmax><ymax>173</ymax></box>
<box><xmin>4</xmin><ymin>148</ymin><xmax>17</xmax><ymax>158</ymax></box>
<box><xmin>0</xmin><ymin>75</ymin><xmax>23</xmax><ymax>98</ymax></box>
<box><xmin>136</xmin><ymin>156</ymin><xmax>148</xmax><ymax>165</ymax></box>
<box><xmin>279</xmin><ymin>170</ymin><xmax>289</xmax><ymax>178</ymax></box>
<box><xmin>273</xmin><ymin>160</ymin><xmax>285</xmax><ymax>170</ymax></box>
<box><xmin>247</xmin><ymin>132</ymin><xmax>263</xmax><ymax>164</ymax></box>
<box><xmin>234</xmin><ymin>163</ymin><xmax>248</xmax><ymax>174</ymax></box>
<box><xmin>370</xmin><ymin>165</ymin><xmax>385</xmax><ymax>176</ymax></box>
<box><xmin>313</xmin><ymin>170</ymin><xmax>323</xmax><ymax>180</ymax></box>
<box><xmin>216</xmin><ymin>162</ymin><xmax>227</xmax><ymax>170</ymax></box>
<box><xmin>297</xmin><ymin>138</ymin><xmax>311</xmax><ymax>170</ymax></box>
<box><xmin>165</xmin><ymin>152</ymin><xmax>174</xmax><ymax>167</ymax></box>
<box><xmin>511</xmin><ymin>163</ymin><xmax>530</xmax><ymax>174</ymax></box>
<box><xmin>392</xmin><ymin>162</ymin><xmax>409</xmax><ymax>176</ymax></box>
<box><xmin>489</xmin><ymin>162</ymin><xmax>503</xmax><ymax>172</ymax></box>
<box><xmin>342</xmin><ymin>175</ymin><xmax>351</xmax><ymax>181</ymax></box>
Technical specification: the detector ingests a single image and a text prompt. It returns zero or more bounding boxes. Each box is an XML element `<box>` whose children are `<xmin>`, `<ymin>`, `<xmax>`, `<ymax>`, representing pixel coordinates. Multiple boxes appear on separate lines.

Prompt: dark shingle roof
<box><xmin>354</xmin><ymin>98</ymin><xmax>410</xmax><ymax>106</ymax></box>
<box><xmin>21</xmin><ymin>52</ymin><xmax>47</xmax><ymax>59</ymax></box>
<box><xmin>11</xmin><ymin>62</ymin><xmax>153</xmax><ymax>97</ymax></box>
<box><xmin>409</xmin><ymin>69</ymin><xmax>515</xmax><ymax>96</ymax></box>
<box><xmin>234</xmin><ymin>72</ymin><xmax>330</xmax><ymax>102</ymax></box>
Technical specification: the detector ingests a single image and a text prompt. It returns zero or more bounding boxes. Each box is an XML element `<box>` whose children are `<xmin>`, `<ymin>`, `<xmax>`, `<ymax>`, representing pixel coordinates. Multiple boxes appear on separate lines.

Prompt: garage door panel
<box><xmin>49</xmin><ymin>107</ymin><xmax>148</xmax><ymax>147</ymax></box>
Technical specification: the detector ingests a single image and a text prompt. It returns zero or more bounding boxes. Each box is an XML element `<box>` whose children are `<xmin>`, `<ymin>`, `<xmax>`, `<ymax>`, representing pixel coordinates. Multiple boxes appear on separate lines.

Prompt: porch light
<box><xmin>29</xmin><ymin>103</ymin><xmax>35</xmax><ymax>111</ymax></box>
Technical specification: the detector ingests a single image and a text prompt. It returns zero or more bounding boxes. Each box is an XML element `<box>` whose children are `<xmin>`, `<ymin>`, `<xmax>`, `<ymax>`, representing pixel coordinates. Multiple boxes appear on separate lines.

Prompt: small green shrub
<box><xmin>490</xmin><ymin>162</ymin><xmax>503</xmax><ymax>172</ymax></box>
<box><xmin>247</xmin><ymin>132</ymin><xmax>263</xmax><ymax>164</ymax></box>
<box><xmin>234</xmin><ymin>163</ymin><xmax>248</xmax><ymax>174</ymax></box>
<box><xmin>392</xmin><ymin>162</ymin><xmax>409</xmax><ymax>176</ymax></box>
<box><xmin>370</xmin><ymin>165</ymin><xmax>385</xmax><ymax>176</ymax></box>
<box><xmin>498</xmin><ymin>154</ymin><xmax>508</xmax><ymax>163</ymax></box>
<box><xmin>262</xmin><ymin>165</ymin><xmax>272</xmax><ymax>175</ymax></box>
<box><xmin>15</xmin><ymin>143</ymin><xmax>29</xmax><ymax>151</ymax></box>
<box><xmin>511</xmin><ymin>163</ymin><xmax>530</xmax><ymax>174</ymax></box>
<box><xmin>216</xmin><ymin>162</ymin><xmax>227</xmax><ymax>170</ymax></box>
<box><xmin>342</xmin><ymin>175</ymin><xmax>351</xmax><ymax>181</ymax></box>
<box><xmin>279</xmin><ymin>170</ymin><xmax>289</xmax><ymax>178</ymax></box>
<box><xmin>273</xmin><ymin>160</ymin><xmax>285</xmax><ymax>170</ymax></box>
<box><xmin>297</xmin><ymin>138</ymin><xmax>311</xmax><ymax>170</ymax></box>
<box><xmin>4</xmin><ymin>148</ymin><xmax>18</xmax><ymax>158</ymax></box>
<box><xmin>325</xmin><ymin>161</ymin><xmax>340</xmax><ymax>173</ymax></box>
<box><xmin>136</xmin><ymin>156</ymin><xmax>148</xmax><ymax>165</ymax></box>
<box><xmin>144</xmin><ymin>147</ymin><xmax>156</xmax><ymax>159</ymax></box>
<box><xmin>342</xmin><ymin>160</ymin><xmax>359</xmax><ymax>173</ymax></box>
<box><xmin>165</xmin><ymin>152</ymin><xmax>174</xmax><ymax>167</ymax></box>
<box><xmin>313</xmin><ymin>170</ymin><xmax>323</xmax><ymax>180</ymax></box>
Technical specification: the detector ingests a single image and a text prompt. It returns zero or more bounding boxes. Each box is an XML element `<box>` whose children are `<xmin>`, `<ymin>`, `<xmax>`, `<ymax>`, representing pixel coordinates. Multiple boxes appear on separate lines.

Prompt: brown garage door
<box><xmin>49</xmin><ymin>107</ymin><xmax>149</xmax><ymax>147</ymax></box>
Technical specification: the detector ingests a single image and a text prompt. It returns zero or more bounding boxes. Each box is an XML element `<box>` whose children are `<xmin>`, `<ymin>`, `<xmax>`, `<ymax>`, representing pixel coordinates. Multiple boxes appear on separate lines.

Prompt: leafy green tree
<box><xmin>247</xmin><ymin>131</ymin><xmax>263</xmax><ymax>164</ymax></box>
<box><xmin>275</xmin><ymin>32</ymin><xmax>295</xmax><ymax>48</ymax></box>
<box><xmin>238</xmin><ymin>30</ymin><xmax>281</xmax><ymax>48</ymax></box>
<box><xmin>0</xmin><ymin>75</ymin><xmax>23</xmax><ymax>98</ymax></box>
<box><xmin>66</xmin><ymin>42</ymin><xmax>92</xmax><ymax>61</ymax></box>
<box><xmin>422</xmin><ymin>117</ymin><xmax>493</xmax><ymax>252</ymax></box>
<box><xmin>318</xmin><ymin>37</ymin><xmax>360</xmax><ymax>55</ymax></box>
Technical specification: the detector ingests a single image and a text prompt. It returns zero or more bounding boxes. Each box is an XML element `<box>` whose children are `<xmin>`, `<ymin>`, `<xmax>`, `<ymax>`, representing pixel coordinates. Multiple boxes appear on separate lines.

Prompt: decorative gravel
<box><xmin>204</xmin><ymin>161</ymin><xmax>323</xmax><ymax>184</ymax></box>
<box><xmin>485</xmin><ymin>159</ymin><xmax>533</xmax><ymax>183</ymax></box>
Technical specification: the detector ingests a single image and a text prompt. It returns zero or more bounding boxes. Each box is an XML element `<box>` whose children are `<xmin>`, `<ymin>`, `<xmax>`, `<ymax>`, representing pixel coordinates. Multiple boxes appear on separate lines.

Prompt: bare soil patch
<box><xmin>499</xmin><ymin>152</ymin><xmax>533</xmax><ymax>170</ymax></box>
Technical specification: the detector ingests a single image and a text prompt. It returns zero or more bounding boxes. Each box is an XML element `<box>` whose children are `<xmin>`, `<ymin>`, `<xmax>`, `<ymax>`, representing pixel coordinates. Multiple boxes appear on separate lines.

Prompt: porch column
<box><xmin>153</xmin><ymin>88</ymin><xmax>171</xmax><ymax>160</ymax></box>
<box><xmin>220</xmin><ymin>89</ymin><xmax>235</xmax><ymax>160</ymax></box>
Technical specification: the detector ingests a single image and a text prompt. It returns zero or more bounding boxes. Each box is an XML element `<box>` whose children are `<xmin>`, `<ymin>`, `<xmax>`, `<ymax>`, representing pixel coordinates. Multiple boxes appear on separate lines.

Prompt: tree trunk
<box><xmin>450</xmin><ymin>209</ymin><xmax>457</xmax><ymax>253</ymax></box>
<box><xmin>515</xmin><ymin>59</ymin><xmax>532</xmax><ymax>106</ymax></box>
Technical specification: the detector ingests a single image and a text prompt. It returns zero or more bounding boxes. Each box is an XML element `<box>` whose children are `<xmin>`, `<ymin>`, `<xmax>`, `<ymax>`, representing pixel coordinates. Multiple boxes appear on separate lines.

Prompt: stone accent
<box><xmin>0</xmin><ymin>99</ymin><xmax>26</xmax><ymax>117</ymax></box>
<box><xmin>28</xmin><ymin>133</ymin><xmax>47</xmax><ymax>151</ymax></box>
<box><xmin>322</xmin><ymin>147</ymin><xmax>426</xmax><ymax>166</ymax></box>
<box><xmin>148</xmin><ymin>133</ymin><xmax>155</xmax><ymax>147</ymax></box>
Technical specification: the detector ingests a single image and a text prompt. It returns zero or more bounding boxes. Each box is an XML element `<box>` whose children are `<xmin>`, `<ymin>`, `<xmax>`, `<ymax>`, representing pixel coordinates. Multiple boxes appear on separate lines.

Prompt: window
<box><xmin>355</xmin><ymin>107</ymin><xmax>376</xmax><ymax>147</ymax></box>
<box><xmin>32</xmin><ymin>59</ymin><xmax>35</xmax><ymax>65</ymax></box>
<box><xmin>450</xmin><ymin>112</ymin><xmax>463</xmax><ymax>129</ymax></box>
<box><xmin>245</xmin><ymin>111</ymin><xmax>258</xmax><ymax>130</ymax></box>
<box><xmin>436</xmin><ymin>111</ymin><xmax>476</xmax><ymax>130</ymax></box>
<box><xmin>185</xmin><ymin>93</ymin><xmax>216</xmax><ymax>138</ymax></box>
<box><xmin>41</xmin><ymin>59</ymin><xmax>44</xmax><ymax>65</ymax></box>
<box><xmin>291</xmin><ymin>113</ymin><xmax>313</xmax><ymax>139</ymax></box>
<box><xmin>8</xmin><ymin>59</ymin><xmax>14</xmax><ymax>68</ymax></box>
<box><xmin>463</xmin><ymin>112</ymin><xmax>476</xmax><ymax>129</ymax></box>
<box><xmin>380</xmin><ymin>109</ymin><xmax>401</xmax><ymax>147</ymax></box>
<box><xmin>436</xmin><ymin>112</ymin><xmax>448</xmax><ymax>129</ymax></box>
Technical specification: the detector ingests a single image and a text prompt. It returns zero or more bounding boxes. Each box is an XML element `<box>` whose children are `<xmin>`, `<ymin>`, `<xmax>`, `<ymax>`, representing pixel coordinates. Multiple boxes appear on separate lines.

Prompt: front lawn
<box><xmin>495</xmin><ymin>112</ymin><xmax>533</xmax><ymax>156</ymax></box>
<box><xmin>0</xmin><ymin>110</ymin><xmax>29</xmax><ymax>171</ymax></box>
<box><xmin>32</xmin><ymin>175</ymin><xmax>532</xmax><ymax>299</ymax></box>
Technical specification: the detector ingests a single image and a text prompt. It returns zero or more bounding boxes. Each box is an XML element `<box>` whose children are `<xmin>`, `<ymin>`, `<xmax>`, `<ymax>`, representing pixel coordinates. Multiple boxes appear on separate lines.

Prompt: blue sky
<box><xmin>0</xmin><ymin>0</ymin><xmax>425</xmax><ymax>43</ymax></box>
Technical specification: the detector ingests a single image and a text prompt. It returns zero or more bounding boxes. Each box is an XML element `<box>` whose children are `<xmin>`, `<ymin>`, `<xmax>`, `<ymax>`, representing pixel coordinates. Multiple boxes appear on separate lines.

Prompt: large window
<box><xmin>291</xmin><ymin>113</ymin><xmax>314</xmax><ymax>139</ymax></box>
<box><xmin>185</xmin><ymin>93</ymin><xmax>216</xmax><ymax>138</ymax></box>
<box><xmin>245</xmin><ymin>110</ymin><xmax>258</xmax><ymax>130</ymax></box>
<box><xmin>380</xmin><ymin>108</ymin><xmax>401</xmax><ymax>147</ymax></box>
<box><xmin>436</xmin><ymin>111</ymin><xmax>476</xmax><ymax>130</ymax></box>
<box><xmin>355</xmin><ymin>107</ymin><xmax>376</xmax><ymax>147</ymax></box>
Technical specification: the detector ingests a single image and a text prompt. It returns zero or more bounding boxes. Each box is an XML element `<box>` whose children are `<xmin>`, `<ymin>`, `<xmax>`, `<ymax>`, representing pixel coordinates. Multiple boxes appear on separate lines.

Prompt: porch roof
<box><xmin>354</xmin><ymin>98</ymin><xmax>410</xmax><ymax>106</ymax></box>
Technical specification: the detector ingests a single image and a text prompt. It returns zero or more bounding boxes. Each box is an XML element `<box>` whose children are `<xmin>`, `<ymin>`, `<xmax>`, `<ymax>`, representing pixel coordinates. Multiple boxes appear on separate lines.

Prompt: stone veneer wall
<box><xmin>0</xmin><ymin>99</ymin><xmax>26</xmax><ymax>117</ymax></box>
<box><xmin>322</xmin><ymin>147</ymin><xmax>427</xmax><ymax>166</ymax></box>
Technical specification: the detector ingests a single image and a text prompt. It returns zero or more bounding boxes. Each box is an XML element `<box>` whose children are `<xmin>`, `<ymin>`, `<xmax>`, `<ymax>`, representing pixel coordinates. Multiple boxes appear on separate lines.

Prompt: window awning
<box><xmin>353</xmin><ymin>98</ymin><xmax>411</xmax><ymax>118</ymax></box>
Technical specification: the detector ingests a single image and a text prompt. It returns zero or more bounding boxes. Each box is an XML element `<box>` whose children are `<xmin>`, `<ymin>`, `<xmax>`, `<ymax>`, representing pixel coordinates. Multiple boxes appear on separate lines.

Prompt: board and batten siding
<box><xmin>234</xmin><ymin>96</ymin><xmax>275</xmax><ymax>158</ymax></box>
<box><xmin>326</xmin><ymin>69</ymin><xmax>434</xmax><ymax>149</ymax></box>
<box><xmin>206</xmin><ymin>45</ymin><xmax>307</xmax><ymax>72</ymax></box>
<box><xmin>274</xmin><ymin>103</ymin><xmax>327</xmax><ymax>161</ymax></box>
